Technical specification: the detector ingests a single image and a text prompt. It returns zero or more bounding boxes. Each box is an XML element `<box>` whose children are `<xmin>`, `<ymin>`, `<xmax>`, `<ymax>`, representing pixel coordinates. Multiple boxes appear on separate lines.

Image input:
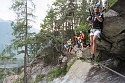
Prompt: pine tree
<box><xmin>10</xmin><ymin>0</ymin><xmax>36</xmax><ymax>82</ymax></box>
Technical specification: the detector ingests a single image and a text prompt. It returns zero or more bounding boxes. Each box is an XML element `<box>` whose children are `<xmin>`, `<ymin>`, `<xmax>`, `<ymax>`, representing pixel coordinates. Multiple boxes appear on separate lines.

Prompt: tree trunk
<box><xmin>24</xmin><ymin>0</ymin><xmax>28</xmax><ymax>82</ymax></box>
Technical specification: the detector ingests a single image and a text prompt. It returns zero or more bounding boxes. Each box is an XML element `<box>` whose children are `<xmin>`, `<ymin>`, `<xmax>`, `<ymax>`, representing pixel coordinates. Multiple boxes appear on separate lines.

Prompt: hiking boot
<box><xmin>91</xmin><ymin>54</ymin><xmax>95</xmax><ymax>61</ymax></box>
<box><xmin>87</xmin><ymin>54</ymin><xmax>95</xmax><ymax>61</ymax></box>
<box><xmin>87</xmin><ymin>56</ymin><xmax>92</xmax><ymax>60</ymax></box>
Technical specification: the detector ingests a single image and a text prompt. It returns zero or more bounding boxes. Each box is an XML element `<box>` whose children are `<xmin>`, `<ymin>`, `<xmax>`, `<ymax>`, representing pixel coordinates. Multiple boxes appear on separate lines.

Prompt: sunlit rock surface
<box><xmin>50</xmin><ymin>60</ymin><xmax>125</xmax><ymax>83</ymax></box>
<box><xmin>51</xmin><ymin>60</ymin><xmax>93</xmax><ymax>83</ymax></box>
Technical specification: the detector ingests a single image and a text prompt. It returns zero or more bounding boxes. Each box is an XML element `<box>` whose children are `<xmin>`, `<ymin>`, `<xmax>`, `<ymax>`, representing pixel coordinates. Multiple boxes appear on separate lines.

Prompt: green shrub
<box><xmin>46</xmin><ymin>59</ymin><xmax>76</xmax><ymax>82</ymax></box>
<box><xmin>46</xmin><ymin>66</ymin><xmax>66</xmax><ymax>82</ymax></box>
<box><xmin>109</xmin><ymin>0</ymin><xmax>118</xmax><ymax>7</ymax></box>
<box><xmin>34</xmin><ymin>74</ymin><xmax>44</xmax><ymax>83</ymax></box>
<box><xmin>14</xmin><ymin>77</ymin><xmax>24</xmax><ymax>83</ymax></box>
<box><xmin>66</xmin><ymin>59</ymin><xmax>76</xmax><ymax>72</ymax></box>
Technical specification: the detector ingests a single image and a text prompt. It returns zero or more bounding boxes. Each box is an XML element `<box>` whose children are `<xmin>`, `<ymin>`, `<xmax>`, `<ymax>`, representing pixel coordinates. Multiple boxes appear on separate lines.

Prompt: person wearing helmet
<box><xmin>79</xmin><ymin>31</ymin><xmax>85</xmax><ymax>49</ymax></box>
<box><xmin>87</xmin><ymin>4</ymin><xmax>104</xmax><ymax>61</ymax></box>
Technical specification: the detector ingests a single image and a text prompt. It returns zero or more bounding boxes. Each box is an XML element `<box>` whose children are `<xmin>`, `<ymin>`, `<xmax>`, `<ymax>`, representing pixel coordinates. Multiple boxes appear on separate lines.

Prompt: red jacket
<box><xmin>80</xmin><ymin>33</ymin><xmax>84</xmax><ymax>40</ymax></box>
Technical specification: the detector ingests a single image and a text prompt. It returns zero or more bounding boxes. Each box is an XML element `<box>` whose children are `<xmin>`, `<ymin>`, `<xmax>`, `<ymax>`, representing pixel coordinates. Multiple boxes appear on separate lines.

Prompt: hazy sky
<box><xmin>0</xmin><ymin>0</ymin><xmax>56</xmax><ymax>29</ymax></box>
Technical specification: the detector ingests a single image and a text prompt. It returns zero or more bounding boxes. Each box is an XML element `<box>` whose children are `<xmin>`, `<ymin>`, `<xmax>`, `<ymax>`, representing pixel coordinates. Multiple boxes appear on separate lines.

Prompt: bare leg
<box><xmin>89</xmin><ymin>35</ymin><xmax>98</xmax><ymax>60</ymax></box>
<box><xmin>92</xmin><ymin>35</ymin><xmax>98</xmax><ymax>54</ymax></box>
<box><xmin>81</xmin><ymin>42</ymin><xmax>83</xmax><ymax>49</ymax></box>
<box><xmin>90</xmin><ymin>35</ymin><xmax>94</xmax><ymax>54</ymax></box>
<box><xmin>82</xmin><ymin>41</ymin><xmax>84</xmax><ymax>49</ymax></box>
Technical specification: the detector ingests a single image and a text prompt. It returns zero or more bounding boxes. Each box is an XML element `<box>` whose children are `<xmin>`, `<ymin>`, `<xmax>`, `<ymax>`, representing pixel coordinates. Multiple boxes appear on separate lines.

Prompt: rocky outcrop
<box><xmin>111</xmin><ymin>0</ymin><xmax>125</xmax><ymax>17</ymax></box>
<box><xmin>27</xmin><ymin>60</ymin><xmax>54</xmax><ymax>83</ymax></box>
<box><xmin>97</xmin><ymin>0</ymin><xmax>125</xmax><ymax>61</ymax></box>
<box><xmin>3</xmin><ymin>59</ymin><xmax>54</xmax><ymax>83</ymax></box>
<box><xmin>50</xmin><ymin>59</ymin><xmax>125</xmax><ymax>83</ymax></box>
<box><xmin>3</xmin><ymin>75</ymin><xmax>19</xmax><ymax>83</ymax></box>
<box><xmin>51</xmin><ymin>60</ymin><xmax>93</xmax><ymax>83</ymax></box>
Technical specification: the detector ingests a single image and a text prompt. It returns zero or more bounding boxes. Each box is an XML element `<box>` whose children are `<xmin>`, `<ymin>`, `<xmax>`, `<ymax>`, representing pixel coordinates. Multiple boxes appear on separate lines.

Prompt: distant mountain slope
<box><xmin>0</xmin><ymin>18</ymin><xmax>39</xmax><ymax>52</ymax></box>
<box><xmin>0</xmin><ymin>19</ymin><xmax>13</xmax><ymax>52</ymax></box>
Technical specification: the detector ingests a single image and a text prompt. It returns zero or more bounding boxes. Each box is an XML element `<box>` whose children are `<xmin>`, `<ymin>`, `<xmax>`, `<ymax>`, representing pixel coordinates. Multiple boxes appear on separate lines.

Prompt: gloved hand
<box><xmin>87</xmin><ymin>15</ymin><xmax>92</xmax><ymax>21</ymax></box>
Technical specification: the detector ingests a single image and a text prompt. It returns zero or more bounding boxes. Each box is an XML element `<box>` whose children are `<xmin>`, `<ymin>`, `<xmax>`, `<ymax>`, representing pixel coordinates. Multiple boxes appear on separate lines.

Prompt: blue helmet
<box><xmin>94</xmin><ymin>3</ymin><xmax>100</xmax><ymax>7</ymax></box>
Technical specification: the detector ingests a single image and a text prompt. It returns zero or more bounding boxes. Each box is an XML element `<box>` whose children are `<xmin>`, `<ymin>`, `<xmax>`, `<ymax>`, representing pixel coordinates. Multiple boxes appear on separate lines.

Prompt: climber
<box><xmin>73</xmin><ymin>35</ymin><xmax>78</xmax><ymax>47</ymax></box>
<box><xmin>64</xmin><ymin>39</ymin><xmax>72</xmax><ymax>52</ymax></box>
<box><xmin>67</xmin><ymin>39</ymin><xmax>72</xmax><ymax>52</ymax></box>
<box><xmin>79</xmin><ymin>31</ymin><xmax>85</xmax><ymax>49</ymax></box>
<box><xmin>86</xmin><ymin>3</ymin><xmax>104</xmax><ymax>61</ymax></box>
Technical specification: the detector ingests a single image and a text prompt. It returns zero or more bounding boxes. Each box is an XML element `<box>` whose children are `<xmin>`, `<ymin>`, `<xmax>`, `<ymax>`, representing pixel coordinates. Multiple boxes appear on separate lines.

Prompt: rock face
<box><xmin>51</xmin><ymin>60</ymin><xmax>93</xmax><ymax>83</ymax></box>
<box><xmin>111</xmin><ymin>0</ymin><xmax>125</xmax><ymax>17</ymax></box>
<box><xmin>98</xmin><ymin>0</ymin><xmax>125</xmax><ymax>61</ymax></box>
<box><xmin>3</xmin><ymin>75</ymin><xmax>19</xmax><ymax>83</ymax></box>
